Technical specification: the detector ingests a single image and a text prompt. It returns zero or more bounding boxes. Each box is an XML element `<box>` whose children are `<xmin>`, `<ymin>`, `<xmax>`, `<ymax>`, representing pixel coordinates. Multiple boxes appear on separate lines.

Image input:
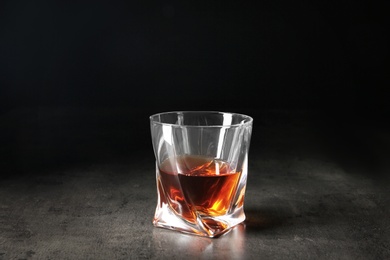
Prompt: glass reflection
<box><xmin>152</xmin><ymin>224</ymin><xmax>246</xmax><ymax>259</ymax></box>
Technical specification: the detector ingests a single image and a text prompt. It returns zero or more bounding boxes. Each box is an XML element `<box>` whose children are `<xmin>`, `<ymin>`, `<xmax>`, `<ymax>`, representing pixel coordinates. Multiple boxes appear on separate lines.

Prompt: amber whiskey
<box><xmin>157</xmin><ymin>155</ymin><xmax>242</xmax><ymax>224</ymax></box>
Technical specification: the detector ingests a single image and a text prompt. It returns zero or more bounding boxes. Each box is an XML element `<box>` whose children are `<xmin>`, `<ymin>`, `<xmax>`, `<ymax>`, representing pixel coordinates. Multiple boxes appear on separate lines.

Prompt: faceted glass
<box><xmin>150</xmin><ymin>111</ymin><xmax>253</xmax><ymax>237</ymax></box>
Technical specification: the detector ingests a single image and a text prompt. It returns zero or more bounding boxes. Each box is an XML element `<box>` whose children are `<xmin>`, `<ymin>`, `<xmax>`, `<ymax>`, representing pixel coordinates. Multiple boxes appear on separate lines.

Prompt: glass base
<box><xmin>153</xmin><ymin>202</ymin><xmax>246</xmax><ymax>238</ymax></box>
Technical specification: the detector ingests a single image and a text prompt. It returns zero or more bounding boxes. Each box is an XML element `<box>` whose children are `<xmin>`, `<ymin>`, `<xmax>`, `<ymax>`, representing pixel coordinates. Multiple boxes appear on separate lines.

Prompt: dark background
<box><xmin>0</xmin><ymin>0</ymin><xmax>389</xmax><ymax>175</ymax></box>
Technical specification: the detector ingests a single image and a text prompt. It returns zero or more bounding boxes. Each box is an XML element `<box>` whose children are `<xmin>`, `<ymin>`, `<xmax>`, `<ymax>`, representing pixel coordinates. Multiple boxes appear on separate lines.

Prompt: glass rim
<box><xmin>149</xmin><ymin>111</ymin><xmax>253</xmax><ymax>128</ymax></box>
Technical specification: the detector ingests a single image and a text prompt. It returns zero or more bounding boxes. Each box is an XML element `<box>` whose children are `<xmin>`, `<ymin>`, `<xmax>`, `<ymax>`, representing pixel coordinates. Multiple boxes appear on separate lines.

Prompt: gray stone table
<box><xmin>0</xmin><ymin>108</ymin><xmax>389</xmax><ymax>259</ymax></box>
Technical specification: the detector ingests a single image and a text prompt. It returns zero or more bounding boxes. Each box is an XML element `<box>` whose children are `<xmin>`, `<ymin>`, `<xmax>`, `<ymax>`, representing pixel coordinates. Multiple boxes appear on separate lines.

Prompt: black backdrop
<box><xmin>1</xmin><ymin>1</ymin><xmax>388</xmax><ymax>112</ymax></box>
<box><xmin>0</xmin><ymin>1</ymin><xmax>388</xmax><ymax>174</ymax></box>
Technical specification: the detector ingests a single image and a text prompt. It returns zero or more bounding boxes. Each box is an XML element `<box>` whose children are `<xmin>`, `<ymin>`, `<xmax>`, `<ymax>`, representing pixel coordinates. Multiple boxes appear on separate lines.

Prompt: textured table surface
<box><xmin>1</xmin><ymin>108</ymin><xmax>389</xmax><ymax>259</ymax></box>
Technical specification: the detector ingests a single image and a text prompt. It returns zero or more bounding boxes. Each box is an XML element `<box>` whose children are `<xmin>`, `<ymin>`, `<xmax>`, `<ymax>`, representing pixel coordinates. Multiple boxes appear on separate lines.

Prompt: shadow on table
<box><xmin>243</xmin><ymin>207</ymin><xmax>291</xmax><ymax>234</ymax></box>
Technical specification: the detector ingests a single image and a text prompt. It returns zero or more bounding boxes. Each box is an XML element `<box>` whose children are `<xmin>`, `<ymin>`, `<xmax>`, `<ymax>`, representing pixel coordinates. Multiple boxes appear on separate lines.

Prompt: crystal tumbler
<box><xmin>150</xmin><ymin>111</ymin><xmax>253</xmax><ymax>237</ymax></box>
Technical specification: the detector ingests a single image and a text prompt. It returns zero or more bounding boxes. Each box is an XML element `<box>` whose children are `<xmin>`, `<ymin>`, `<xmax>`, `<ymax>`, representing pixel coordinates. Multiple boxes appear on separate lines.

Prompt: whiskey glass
<box><xmin>150</xmin><ymin>111</ymin><xmax>253</xmax><ymax>237</ymax></box>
